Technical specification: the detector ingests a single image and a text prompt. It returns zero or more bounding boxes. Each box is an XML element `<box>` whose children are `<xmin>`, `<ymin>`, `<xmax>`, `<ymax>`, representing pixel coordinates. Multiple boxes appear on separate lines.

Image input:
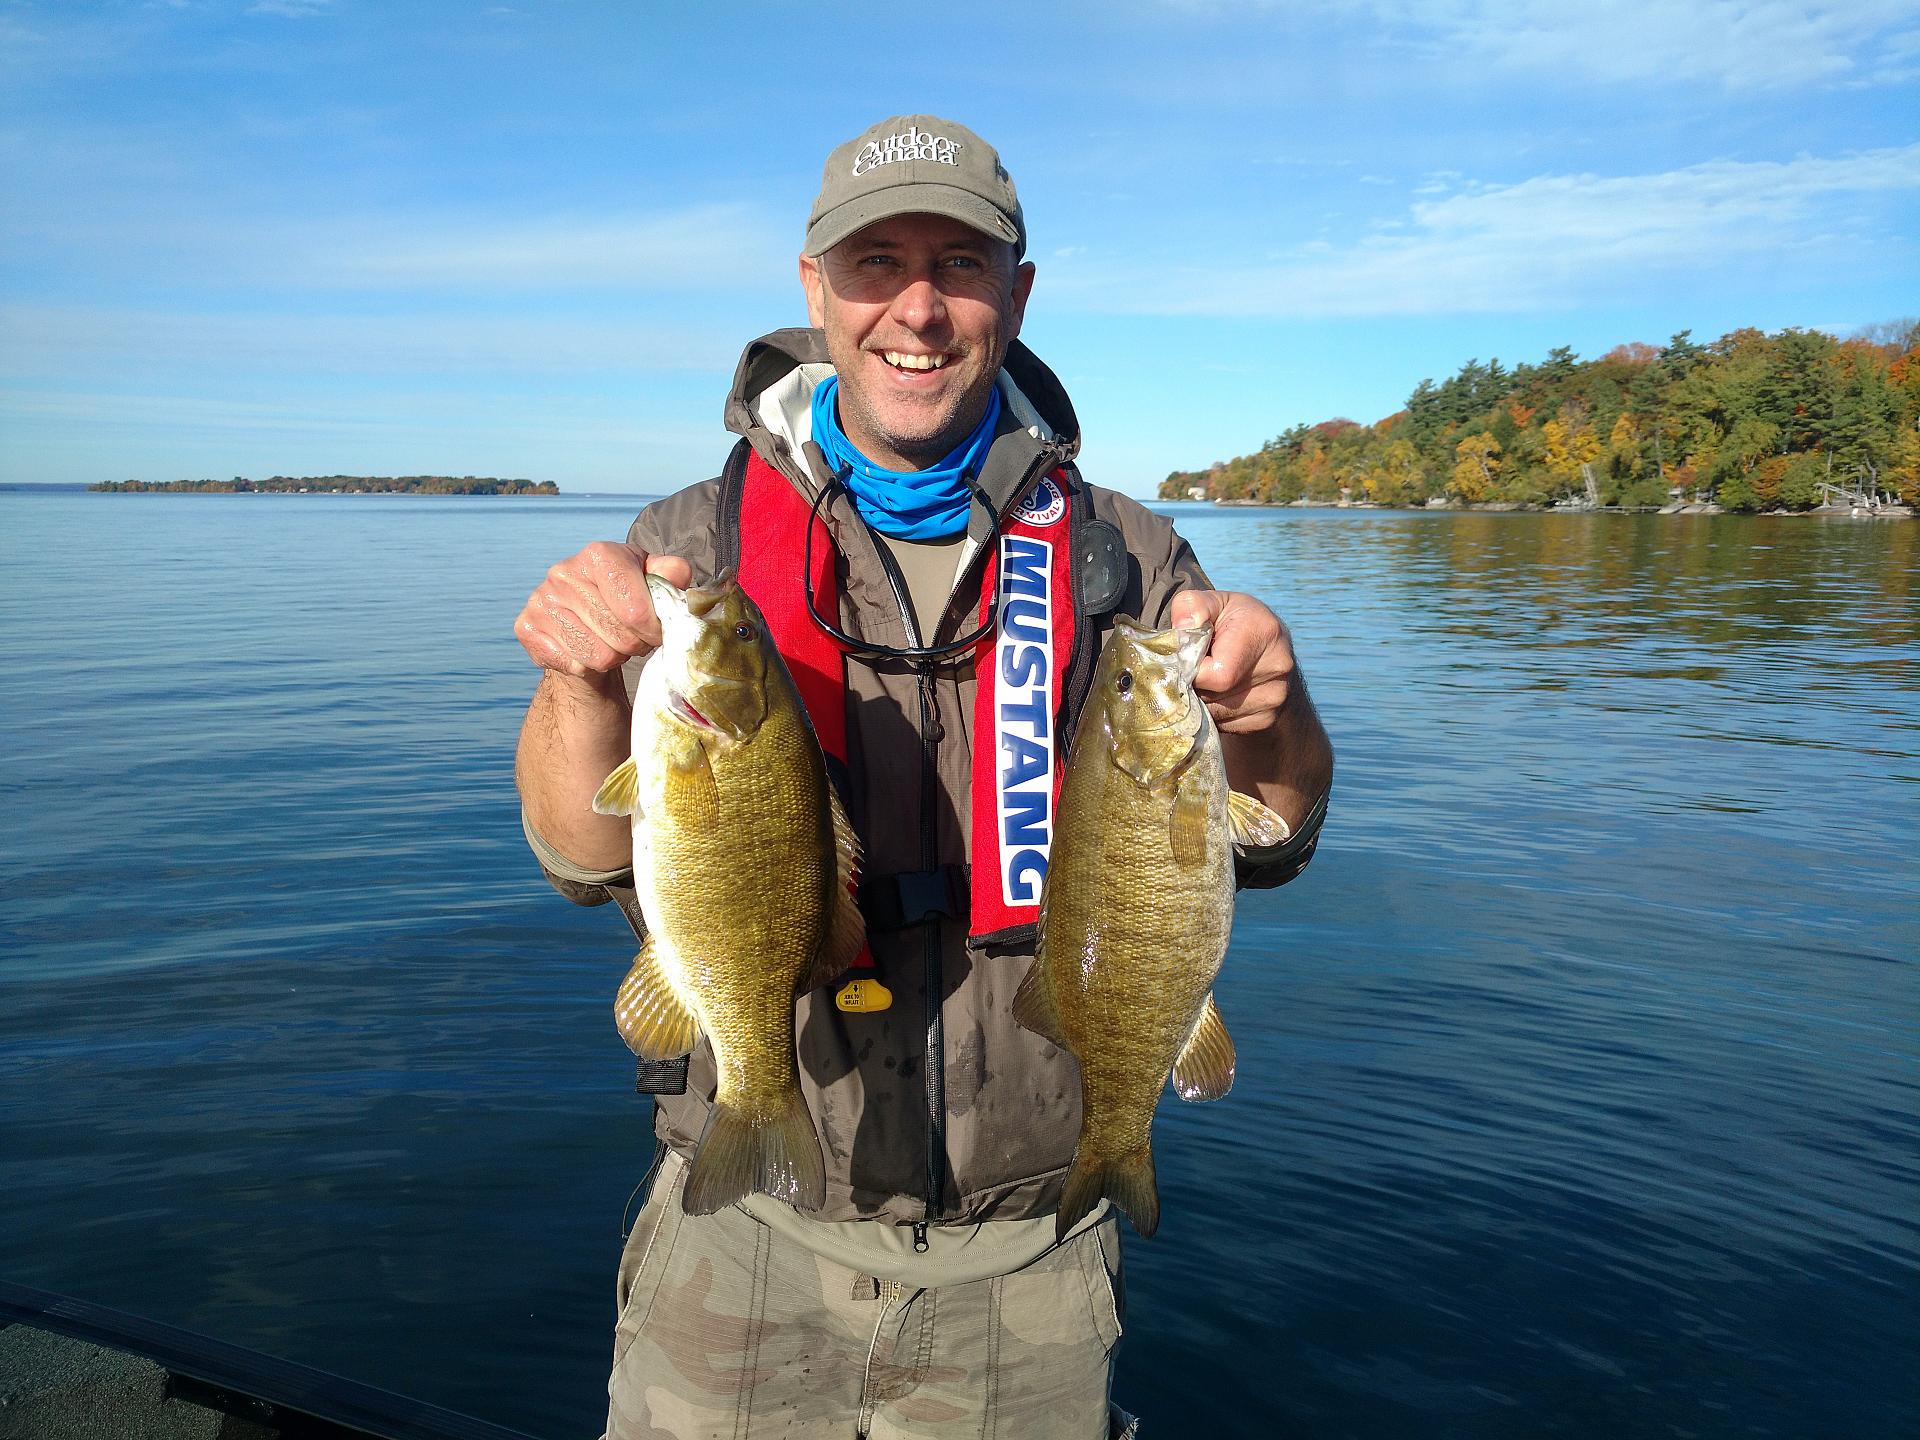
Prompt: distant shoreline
<box><xmin>1195</xmin><ymin>498</ymin><xmax>1915</xmax><ymax>519</ymax></box>
<box><xmin>87</xmin><ymin>475</ymin><xmax>559</xmax><ymax>496</ymax></box>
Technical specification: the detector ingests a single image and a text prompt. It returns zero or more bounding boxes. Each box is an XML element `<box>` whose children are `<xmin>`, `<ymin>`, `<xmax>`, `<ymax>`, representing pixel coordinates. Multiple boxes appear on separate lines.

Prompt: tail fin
<box><xmin>1057</xmin><ymin>1144</ymin><xmax>1159</xmax><ymax>1242</ymax></box>
<box><xmin>681</xmin><ymin>1090</ymin><xmax>826</xmax><ymax>1216</ymax></box>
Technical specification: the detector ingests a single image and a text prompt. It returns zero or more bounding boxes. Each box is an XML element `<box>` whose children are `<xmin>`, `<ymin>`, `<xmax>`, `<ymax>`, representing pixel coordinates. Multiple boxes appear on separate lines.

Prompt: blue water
<box><xmin>2</xmin><ymin>493</ymin><xmax>1915</xmax><ymax>1438</ymax></box>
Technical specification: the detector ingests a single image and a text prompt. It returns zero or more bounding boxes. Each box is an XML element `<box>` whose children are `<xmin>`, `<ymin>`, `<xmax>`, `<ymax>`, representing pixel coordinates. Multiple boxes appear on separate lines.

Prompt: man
<box><xmin>514</xmin><ymin>116</ymin><xmax>1333</xmax><ymax>1439</ymax></box>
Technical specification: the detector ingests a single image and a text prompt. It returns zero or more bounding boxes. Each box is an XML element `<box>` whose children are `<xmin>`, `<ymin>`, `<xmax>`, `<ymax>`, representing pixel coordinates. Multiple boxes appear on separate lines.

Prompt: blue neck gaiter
<box><xmin>810</xmin><ymin>375</ymin><xmax>1001</xmax><ymax>540</ymax></box>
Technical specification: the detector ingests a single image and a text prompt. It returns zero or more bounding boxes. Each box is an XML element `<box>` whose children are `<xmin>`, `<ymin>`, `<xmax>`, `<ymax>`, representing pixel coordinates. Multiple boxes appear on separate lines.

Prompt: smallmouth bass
<box><xmin>593</xmin><ymin>575</ymin><xmax>864</xmax><ymax>1215</ymax></box>
<box><xmin>1014</xmin><ymin>616</ymin><xmax>1288</xmax><ymax>1240</ymax></box>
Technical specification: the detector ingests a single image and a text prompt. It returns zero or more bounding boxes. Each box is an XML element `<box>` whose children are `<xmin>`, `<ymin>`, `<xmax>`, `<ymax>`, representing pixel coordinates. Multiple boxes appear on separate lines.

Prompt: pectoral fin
<box><xmin>807</xmin><ymin>786</ymin><xmax>867</xmax><ymax>991</ymax></box>
<box><xmin>1170</xmin><ymin>777</ymin><xmax>1213</xmax><ymax>868</ymax></box>
<box><xmin>660</xmin><ymin>733</ymin><xmax>721</xmax><ymax>813</ymax></box>
<box><xmin>592</xmin><ymin>755</ymin><xmax>640</xmax><ymax>817</ymax></box>
<box><xmin>1012</xmin><ymin>954</ymin><xmax>1069</xmax><ymax>1049</ymax></box>
<box><xmin>1171</xmin><ymin>993</ymin><xmax>1235</xmax><ymax>1102</ymax></box>
<box><xmin>613</xmin><ymin>935</ymin><xmax>700</xmax><ymax>1061</ymax></box>
<box><xmin>1227</xmin><ymin>791</ymin><xmax>1290</xmax><ymax>848</ymax></box>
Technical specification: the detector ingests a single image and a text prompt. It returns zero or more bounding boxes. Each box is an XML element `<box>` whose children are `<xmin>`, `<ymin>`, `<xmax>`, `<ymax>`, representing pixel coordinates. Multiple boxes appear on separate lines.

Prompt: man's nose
<box><xmin>891</xmin><ymin>271</ymin><xmax>947</xmax><ymax>331</ymax></box>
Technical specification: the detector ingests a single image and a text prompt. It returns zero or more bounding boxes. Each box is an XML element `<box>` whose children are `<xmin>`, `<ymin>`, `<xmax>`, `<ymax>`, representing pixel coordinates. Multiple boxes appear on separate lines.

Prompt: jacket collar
<box><xmin>722</xmin><ymin>329</ymin><xmax>1081</xmax><ymax>532</ymax></box>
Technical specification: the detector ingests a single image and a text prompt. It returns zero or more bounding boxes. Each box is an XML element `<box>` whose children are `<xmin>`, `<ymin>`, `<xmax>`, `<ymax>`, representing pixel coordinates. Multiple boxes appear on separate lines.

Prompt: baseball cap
<box><xmin>804</xmin><ymin>115</ymin><xmax>1026</xmax><ymax>260</ymax></box>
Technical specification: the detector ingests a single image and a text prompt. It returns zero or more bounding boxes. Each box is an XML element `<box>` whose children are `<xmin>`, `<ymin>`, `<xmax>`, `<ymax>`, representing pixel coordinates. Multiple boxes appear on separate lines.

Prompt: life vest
<box><xmin>719</xmin><ymin>441</ymin><xmax>1101</xmax><ymax>949</ymax></box>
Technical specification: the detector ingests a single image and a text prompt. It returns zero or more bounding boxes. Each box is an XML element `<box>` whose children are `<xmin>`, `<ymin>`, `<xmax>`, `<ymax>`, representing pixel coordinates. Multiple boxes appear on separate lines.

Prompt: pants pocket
<box><xmin>1071</xmin><ymin>1214</ymin><xmax>1125</xmax><ymax>1357</ymax></box>
<box><xmin>611</xmin><ymin>1150</ymin><xmax>686</xmax><ymax>1368</ymax></box>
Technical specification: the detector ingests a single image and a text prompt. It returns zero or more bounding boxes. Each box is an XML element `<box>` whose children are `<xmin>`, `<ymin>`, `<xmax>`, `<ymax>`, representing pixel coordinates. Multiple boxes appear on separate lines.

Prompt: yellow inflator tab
<box><xmin>834</xmin><ymin>978</ymin><xmax>893</xmax><ymax>1013</ymax></box>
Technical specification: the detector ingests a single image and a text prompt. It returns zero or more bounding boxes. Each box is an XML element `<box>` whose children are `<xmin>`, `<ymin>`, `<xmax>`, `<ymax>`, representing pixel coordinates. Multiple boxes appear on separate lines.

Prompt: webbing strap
<box><xmin>859</xmin><ymin>866</ymin><xmax>970</xmax><ymax>932</ymax></box>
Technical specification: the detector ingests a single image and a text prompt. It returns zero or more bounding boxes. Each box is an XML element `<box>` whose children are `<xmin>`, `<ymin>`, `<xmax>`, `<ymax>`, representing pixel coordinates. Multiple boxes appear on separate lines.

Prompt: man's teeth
<box><xmin>883</xmin><ymin>351</ymin><xmax>949</xmax><ymax>371</ymax></box>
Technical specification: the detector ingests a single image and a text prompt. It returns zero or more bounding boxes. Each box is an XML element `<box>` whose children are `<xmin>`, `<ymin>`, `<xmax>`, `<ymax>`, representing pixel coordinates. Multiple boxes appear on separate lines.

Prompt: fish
<box><xmin>1013</xmin><ymin>615</ymin><xmax>1290</xmax><ymax>1241</ymax></box>
<box><xmin>591</xmin><ymin>574</ymin><xmax>864</xmax><ymax>1216</ymax></box>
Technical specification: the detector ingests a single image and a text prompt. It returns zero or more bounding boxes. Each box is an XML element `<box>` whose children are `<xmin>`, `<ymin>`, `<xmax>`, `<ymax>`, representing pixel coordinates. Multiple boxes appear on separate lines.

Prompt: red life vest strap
<box><xmin>731</xmin><ymin>456</ymin><xmax>848</xmax><ymax>764</ymax></box>
<box><xmin>731</xmin><ymin>450</ymin><xmax>1078</xmax><ymax>944</ymax></box>
<box><xmin>966</xmin><ymin>473</ymin><xmax>1077</xmax><ymax>941</ymax></box>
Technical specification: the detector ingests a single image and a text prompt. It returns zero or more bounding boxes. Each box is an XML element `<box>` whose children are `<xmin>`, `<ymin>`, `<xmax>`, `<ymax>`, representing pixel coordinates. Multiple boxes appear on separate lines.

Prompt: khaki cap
<box><xmin>804</xmin><ymin>114</ymin><xmax>1026</xmax><ymax>260</ymax></box>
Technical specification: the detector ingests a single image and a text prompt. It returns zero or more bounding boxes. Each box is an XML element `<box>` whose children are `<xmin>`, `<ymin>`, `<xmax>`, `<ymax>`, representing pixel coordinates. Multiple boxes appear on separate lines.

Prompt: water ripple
<box><xmin>3</xmin><ymin>496</ymin><xmax>1915</xmax><ymax>1438</ymax></box>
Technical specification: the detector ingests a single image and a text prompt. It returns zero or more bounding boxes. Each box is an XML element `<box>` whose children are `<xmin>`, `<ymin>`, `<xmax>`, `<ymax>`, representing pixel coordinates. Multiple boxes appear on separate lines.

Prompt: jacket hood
<box><xmin>721</xmin><ymin>329</ymin><xmax>1082</xmax><ymax>522</ymax></box>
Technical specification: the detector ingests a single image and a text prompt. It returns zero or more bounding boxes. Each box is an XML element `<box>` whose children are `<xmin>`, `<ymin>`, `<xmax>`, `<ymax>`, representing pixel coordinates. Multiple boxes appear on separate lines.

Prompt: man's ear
<box><xmin>1007</xmin><ymin>260</ymin><xmax>1036</xmax><ymax>341</ymax></box>
<box><xmin>799</xmin><ymin>252</ymin><xmax>827</xmax><ymax>328</ymax></box>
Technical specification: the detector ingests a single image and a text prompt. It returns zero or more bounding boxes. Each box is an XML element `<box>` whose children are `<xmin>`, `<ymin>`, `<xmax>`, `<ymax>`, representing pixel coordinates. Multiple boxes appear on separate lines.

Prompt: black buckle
<box><xmin>860</xmin><ymin>866</ymin><xmax>969</xmax><ymax>932</ymax></box>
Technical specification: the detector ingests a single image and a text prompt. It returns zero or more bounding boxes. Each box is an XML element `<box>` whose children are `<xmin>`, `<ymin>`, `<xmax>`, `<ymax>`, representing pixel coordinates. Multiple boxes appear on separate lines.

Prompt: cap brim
<box><xmin>804</xmin><ymin>182</ymin><xmax>1023</xmax><ymax>259</ymax></box>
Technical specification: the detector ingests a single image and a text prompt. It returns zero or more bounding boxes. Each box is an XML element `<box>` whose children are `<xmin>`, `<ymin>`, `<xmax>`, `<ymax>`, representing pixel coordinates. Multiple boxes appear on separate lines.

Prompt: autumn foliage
<box><xmin>1161</xmin><ymin>323</ymin><xmax>1920</xmax><ymax>512</ymax></box>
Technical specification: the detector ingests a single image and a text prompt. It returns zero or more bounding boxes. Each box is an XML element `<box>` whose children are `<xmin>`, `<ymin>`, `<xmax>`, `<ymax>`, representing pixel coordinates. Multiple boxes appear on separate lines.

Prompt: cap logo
<box><xmin>852</xmin><ymin>125</ymin><xmax>962</xmax><ymax>178</ymax></box>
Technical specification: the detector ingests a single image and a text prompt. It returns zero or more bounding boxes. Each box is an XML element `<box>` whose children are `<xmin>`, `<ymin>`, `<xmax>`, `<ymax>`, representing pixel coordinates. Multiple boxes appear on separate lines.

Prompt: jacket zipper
<box><xmin>864</xmin><ymin>540</ymin><xmax>947</xmax><ymax>1247</ymax></box>
<box><xmin>913</xmin><ymin>664</ymin><xmax>941</xmax><ymax>1254</ymax></box>
<box><xmin>873</xmin><ymin>445</ymin><xmax>1068</xmax><ymax>1254</ymax></box>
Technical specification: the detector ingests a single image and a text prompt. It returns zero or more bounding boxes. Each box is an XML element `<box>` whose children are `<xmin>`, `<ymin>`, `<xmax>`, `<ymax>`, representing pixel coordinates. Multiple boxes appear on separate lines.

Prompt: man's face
<box><xmin>799</xmin><ymin>213</ymin><xmax>1036</xmax><ymax>471</ymax></box>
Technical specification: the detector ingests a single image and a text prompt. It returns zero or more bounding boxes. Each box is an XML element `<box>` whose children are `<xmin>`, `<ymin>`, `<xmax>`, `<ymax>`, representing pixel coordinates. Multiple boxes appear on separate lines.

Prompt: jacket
<box><xmin>530</xmin><ymin>329</ymin><xmax>1320</xmax><ymax>1228</ymax></box>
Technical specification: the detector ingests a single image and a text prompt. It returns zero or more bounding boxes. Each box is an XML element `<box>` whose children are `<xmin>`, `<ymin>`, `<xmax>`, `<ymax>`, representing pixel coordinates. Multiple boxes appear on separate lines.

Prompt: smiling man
<box><xmin>513</xmin><ymin>115</ymin><xmax>1333</xmax><ymax>1440</ymax></box>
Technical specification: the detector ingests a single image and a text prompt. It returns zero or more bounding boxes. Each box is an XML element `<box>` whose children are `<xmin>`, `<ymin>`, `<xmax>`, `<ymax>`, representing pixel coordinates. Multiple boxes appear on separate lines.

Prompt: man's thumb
<box><xmin>1170</xmin><ymin>587</ymin><xmax>1222</xmax><ymax>631</ymax></box>
<box><xmin>643</xmin><ymin>552</ymin><xmax>693</xmax><ymax>588</ymax></box>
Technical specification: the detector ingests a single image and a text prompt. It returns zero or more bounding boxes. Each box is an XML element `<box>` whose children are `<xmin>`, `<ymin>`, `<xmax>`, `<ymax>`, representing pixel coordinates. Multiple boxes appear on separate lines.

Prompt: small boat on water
<box><xmin>0</xmin><ymin>1280</ymin><xmax>538</xmax><ymax>1440</ymax></box>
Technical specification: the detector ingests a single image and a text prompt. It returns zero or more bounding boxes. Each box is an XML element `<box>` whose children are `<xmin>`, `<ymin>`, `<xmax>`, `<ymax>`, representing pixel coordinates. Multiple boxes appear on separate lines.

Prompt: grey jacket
<box><xmin>531</xmin><ymin>329</ymin><xmax>1321</xmax><ymax>1226</ymax></box>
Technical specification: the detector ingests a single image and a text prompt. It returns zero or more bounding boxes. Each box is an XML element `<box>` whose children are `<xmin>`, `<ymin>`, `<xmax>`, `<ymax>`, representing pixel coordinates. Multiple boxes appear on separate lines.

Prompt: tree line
<box><xmin>1160</xmin><ymin>322</ymin><xmax>1920</xmax><ymax>512</ymax></box>
<box><xmin>90</xmin><ymin>475</ymin><xmax>560</xmax><ymax>495</ymax></box>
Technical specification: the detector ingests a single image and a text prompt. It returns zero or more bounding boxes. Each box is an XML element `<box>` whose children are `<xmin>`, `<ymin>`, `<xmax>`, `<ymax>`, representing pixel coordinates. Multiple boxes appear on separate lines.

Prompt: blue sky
<box><xmin>2</xmin><ymin>1</ymin><xmax>1915</xmax><ymax>496</ymax></box>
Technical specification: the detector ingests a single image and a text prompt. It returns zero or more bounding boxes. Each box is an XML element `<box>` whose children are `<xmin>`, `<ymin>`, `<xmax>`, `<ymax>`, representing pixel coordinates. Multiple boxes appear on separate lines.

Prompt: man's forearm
<box><xmin>515</xmin><ymin>669</ymin><xmax>636</xmax><ymax>874</ymax></box>
<box><xmin>1221</xmin><ymin>678</ymin><xmax>1333</xmax><ymax>835</ymax></box>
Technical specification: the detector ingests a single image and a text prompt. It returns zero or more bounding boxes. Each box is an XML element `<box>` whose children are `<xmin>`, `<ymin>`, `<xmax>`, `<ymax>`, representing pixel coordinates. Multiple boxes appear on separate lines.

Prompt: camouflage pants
<box><xmin>605</xmin><ymin>1151</ymin><xmax>1137</xmax><ymax>1439</ymax></box>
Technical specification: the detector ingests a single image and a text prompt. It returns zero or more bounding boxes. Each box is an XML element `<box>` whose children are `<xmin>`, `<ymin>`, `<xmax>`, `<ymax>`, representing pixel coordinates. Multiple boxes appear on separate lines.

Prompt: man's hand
<box><xmin>514</xmin><ymin>542</ymin><xmax>693</xmax><ymax>682</ymax></box>
<box><xmin>1169</xmin><ymin>589</ymin><xmax>1298</xmax><ymax>734</ymax></box>
<box><xmin>1169</xmin><ymin>588</ymin><xmax>1332</xmax><ymax>833</ymax></box>
<box><xmin>513</xmin><ymin>542</ymin><xmax>691</xmax><ymax>876</ymax></box>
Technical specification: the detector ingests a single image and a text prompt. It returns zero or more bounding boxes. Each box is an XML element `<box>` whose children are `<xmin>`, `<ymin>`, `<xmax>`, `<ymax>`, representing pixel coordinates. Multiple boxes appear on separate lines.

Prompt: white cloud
<box><xmin>0</xmin><ymin>305</ymin><xmax>742</xmax><ymax>377</ymax></box>
<box><xmin>2</xmin><ymin>189</ymin><xmax>792</xmax><ymax>296</ymax></box>
<box><xmin>245</xmin><ymin>0</ymin><xmax>335</xmax><ymax>16</ymax></box>
<box><xmin>1405</xmin><ymin>0</ymin><xmax>1920</xmax><ymax>90</ymax></box>
<box><xmin>1054</xmin><ymin>144</ymin><xmax>1920</xmax><ymax>317</ymax></box>
<box><xmin>321</xmin><ymin>205</ymin><xmax>785</xmax><ymax>291</ymax></box>
<box><xmin>1151</xmin><ymin>0</ymin><xmax>1917</xmax><ymax>91</ymax></box>
<box><xmin>0</xmin><ymin>387</ymin><xmax>713</xmax><ymax>445</ymax></box>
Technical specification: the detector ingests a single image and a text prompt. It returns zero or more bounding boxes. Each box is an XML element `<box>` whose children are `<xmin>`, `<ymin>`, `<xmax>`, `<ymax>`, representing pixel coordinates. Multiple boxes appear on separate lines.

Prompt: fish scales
<box><xmin>649</xmin><ymin>684</ymin><xmax>831</xmax><ymax>1119</ymax></box>
<box><xmin>1052</xmin><ymin>736</ymin><xmax>1232</xmax><ymax>1151</ymax></box>
<box><xmin>595</xmin><ymin>575</ymin><xmax>863</xmax><ymax>1215</ymax></box>
<box><xmin>1017</xmin><ymin>617</ymin><xmax>1282</xmax><ymax>1241</ymax></box>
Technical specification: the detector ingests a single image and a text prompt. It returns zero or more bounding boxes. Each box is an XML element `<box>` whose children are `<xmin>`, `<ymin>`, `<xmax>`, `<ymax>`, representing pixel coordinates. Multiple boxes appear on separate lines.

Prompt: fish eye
<box><xmin>734</xmin><ymin>622</ymin><xmax>756</xmax><ymax>641</ymax></box>
<box><xmin>1116</xmin><ymin>670</ymin><xmax>1133</xmax><ymax>696</ymax></box>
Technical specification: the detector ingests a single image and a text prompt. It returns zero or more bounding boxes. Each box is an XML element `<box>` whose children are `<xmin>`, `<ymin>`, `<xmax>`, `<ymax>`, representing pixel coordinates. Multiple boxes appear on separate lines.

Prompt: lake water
<box><xmin>2</xmin><ymin>492</ymin><xmax>1915</xmax><ymax>1439</ymax></box>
